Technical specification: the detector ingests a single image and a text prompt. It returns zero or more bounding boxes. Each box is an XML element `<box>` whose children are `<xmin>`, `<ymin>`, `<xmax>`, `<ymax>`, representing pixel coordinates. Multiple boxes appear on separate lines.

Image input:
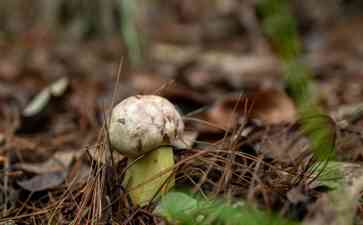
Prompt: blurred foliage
<box><xmin>155</xmin><ymin>191</ymin><xmax>299</xmax><ymax>225</ymax></box>
<box><xmin>0</xmin><ymin>1</ymin><xmax>117</xmax><ymax>38</ymax></box>
<box><xmin>256</xmin><ymin>0</ymin><xmax>315</xmax><ymax>108</ymax></box>
<box><xmin>119</xmin><ymin>0</ymin><xmax>144</xmax><ymax>67</ymax></box>
<box><xmin>257</xmin><ymin>0</ymin><xmax>301</xmax><ymax>59</ymax></box>
<box><xmin>257</xmin><ymin>0</ymin><xmax>337</xmax><ymax>163</ymax></box>
<box><xmin>313</xmin><ymin>161</ymin><xmax>344</xmax><ymax>190</ymax></box>
<box><xmin>0</xmin><ymin>0</ymin><xmax>144</xmax><ymax>66</ymax></box>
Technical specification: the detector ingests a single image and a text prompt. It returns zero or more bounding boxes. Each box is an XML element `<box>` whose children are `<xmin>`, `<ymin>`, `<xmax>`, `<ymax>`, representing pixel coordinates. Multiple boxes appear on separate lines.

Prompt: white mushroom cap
<box><xmin>108</xmin><ymin>95</ymin><xmax>184</xmax><ymax>158</ymax></box>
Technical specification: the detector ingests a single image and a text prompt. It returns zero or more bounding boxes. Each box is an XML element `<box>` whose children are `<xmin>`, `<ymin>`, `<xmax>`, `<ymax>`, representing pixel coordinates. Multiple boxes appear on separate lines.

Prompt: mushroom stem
<box><xmin>123</xmin><ymin>145</ymin><xmax>175</xmax><ymax>206</ymax></box>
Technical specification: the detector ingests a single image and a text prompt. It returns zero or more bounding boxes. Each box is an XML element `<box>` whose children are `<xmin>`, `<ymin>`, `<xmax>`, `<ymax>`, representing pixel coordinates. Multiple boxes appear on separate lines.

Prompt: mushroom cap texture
<box><xmin>108</xmin><ymin>95</ymin><xmax>184</xmax><ymax>157</ymax></box>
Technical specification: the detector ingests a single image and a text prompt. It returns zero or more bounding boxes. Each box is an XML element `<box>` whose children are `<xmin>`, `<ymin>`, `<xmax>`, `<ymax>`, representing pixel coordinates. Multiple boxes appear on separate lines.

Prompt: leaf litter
<box><xmin>1</xmin><ymin>2</ymin><xmax>363</xmax><ymax>225</ymax></box>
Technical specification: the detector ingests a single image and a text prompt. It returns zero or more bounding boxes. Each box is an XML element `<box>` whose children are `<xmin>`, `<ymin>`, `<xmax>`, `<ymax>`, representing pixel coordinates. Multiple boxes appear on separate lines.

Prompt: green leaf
<box><xmin>154</xmin><ymin>192</ymin><xmax>198</xmax><ymax>223</ymax></box>
<box><xmin>155</xmin><ymin>192</ymin><xmax>299</xmax><ymax>225</ymax></box>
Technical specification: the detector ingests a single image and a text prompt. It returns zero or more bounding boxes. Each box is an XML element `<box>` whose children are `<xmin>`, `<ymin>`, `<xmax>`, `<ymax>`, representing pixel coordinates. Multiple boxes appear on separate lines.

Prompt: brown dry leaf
<box><xmin>16</xmin><ymin>150</ymin><xmax>87</xmax><ymax>192</ymax></box>
<box><xmin>197</xmin><ymin>89</ymin><xmax>296</xmax><ymax>133</ymax></box>
<box><xmin>16</xmin><ymin>150</ymin><xmax>82</xmax><ymax>174</ymax></box>
<box><xmin>247</xmin><ymin>89</ymin><xmax>296</xmax><ymax>124</ymax></box>
<box><xmin>199</xmin><ymin>94</ymin><xmax>244</xmax><ymax>133</ymax></box>
<box><xmin>17</xmin><ymin>171</ymin><xmax>66</xmax><ymax>192</ymax></box>
<box><xmin>150</xmin><ymin>43</ymin><xmax>281</xmax><ymax>89</ymax></box>
<box><xmin>198</xmin><ymin>53</ymin><xmax>281</xmax><ymax>88</ymax></box>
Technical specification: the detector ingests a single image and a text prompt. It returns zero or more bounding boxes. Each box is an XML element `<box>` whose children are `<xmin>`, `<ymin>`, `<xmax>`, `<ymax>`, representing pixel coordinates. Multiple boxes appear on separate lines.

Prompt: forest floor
<box><xmin>2</xmin><ymin>2</ymin><xmax>363</xmax><ymax>225</ymax></box>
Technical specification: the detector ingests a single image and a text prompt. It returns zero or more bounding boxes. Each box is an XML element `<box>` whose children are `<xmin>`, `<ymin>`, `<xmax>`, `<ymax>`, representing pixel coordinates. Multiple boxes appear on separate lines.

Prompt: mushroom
<box><xmin>108</xmin><ymin>95</ymin><xmax>184</xmax><ymax>206</ymax></box>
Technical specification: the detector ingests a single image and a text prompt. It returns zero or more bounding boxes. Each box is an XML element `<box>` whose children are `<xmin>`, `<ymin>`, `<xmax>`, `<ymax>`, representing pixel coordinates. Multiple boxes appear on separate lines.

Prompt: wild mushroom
<box><xmin>108</xmin><ymin>95</ymin><xmax>184</xmax><ymax>206</ymax></box>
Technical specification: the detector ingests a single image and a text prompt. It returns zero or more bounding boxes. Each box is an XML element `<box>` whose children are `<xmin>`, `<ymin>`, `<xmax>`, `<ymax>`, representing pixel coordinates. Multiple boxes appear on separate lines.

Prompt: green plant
<box><xmin>257</xmin><ymin>0</ymin><xmax>336</xmax><ymax>166</ymax></box>
<box><xmin>155</xmin><ymin>192</ymin><xmax>299</xmax><ymax>225</ymax></box>
<box><xmin>118</xmin><ymin>0</ymin><xmax>144</xmax><ymax>66</ymax></box>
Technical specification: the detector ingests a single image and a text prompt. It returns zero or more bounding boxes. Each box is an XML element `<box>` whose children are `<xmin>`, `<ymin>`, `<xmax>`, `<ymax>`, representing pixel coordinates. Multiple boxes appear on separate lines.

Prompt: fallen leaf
<box><xmin>17</xmin><ymin>77</ymin><xmax>70</xmax><ymax>133</ymax></box>
<box><xmin>247</xmin><ymin>89</ymin><xmax>296</xmax><ymax>124</ymax></box>
<box><xmin>22</xmin><ymin>88</ymin><xmax>51</xmax><ymax>117</ymax></box>
<box><xmin>16</xmin><ymin>151</ymin><xmax>82</xmax><ymax>174</ymax></box>
<box><xmin>49</xmin><ymin>77</ymin><xmax>69</xmax><ymax>97</ymax></box>
<box><xmin>17</xmin><ymin>171</ymin><xmax>66</xmax><ymax>192</ymax></box>
<box><xmin>15</xmin><ymin>150</ymin><xmax>85</xmax><ymax>192</ymax></box>
<box><xmin>197</xmin><ymin>89</ymin><xmax>296</xmax><ymax>133</ymax></box>
<box><xmin>22</xmin><ymin>77</ymin><xmax>69</xmax><ymax>117</ymax></box>
<box><xmin>198</xmin><ymin>53</ymin><xmax>281</xmax><ymax>89</ymax></box>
